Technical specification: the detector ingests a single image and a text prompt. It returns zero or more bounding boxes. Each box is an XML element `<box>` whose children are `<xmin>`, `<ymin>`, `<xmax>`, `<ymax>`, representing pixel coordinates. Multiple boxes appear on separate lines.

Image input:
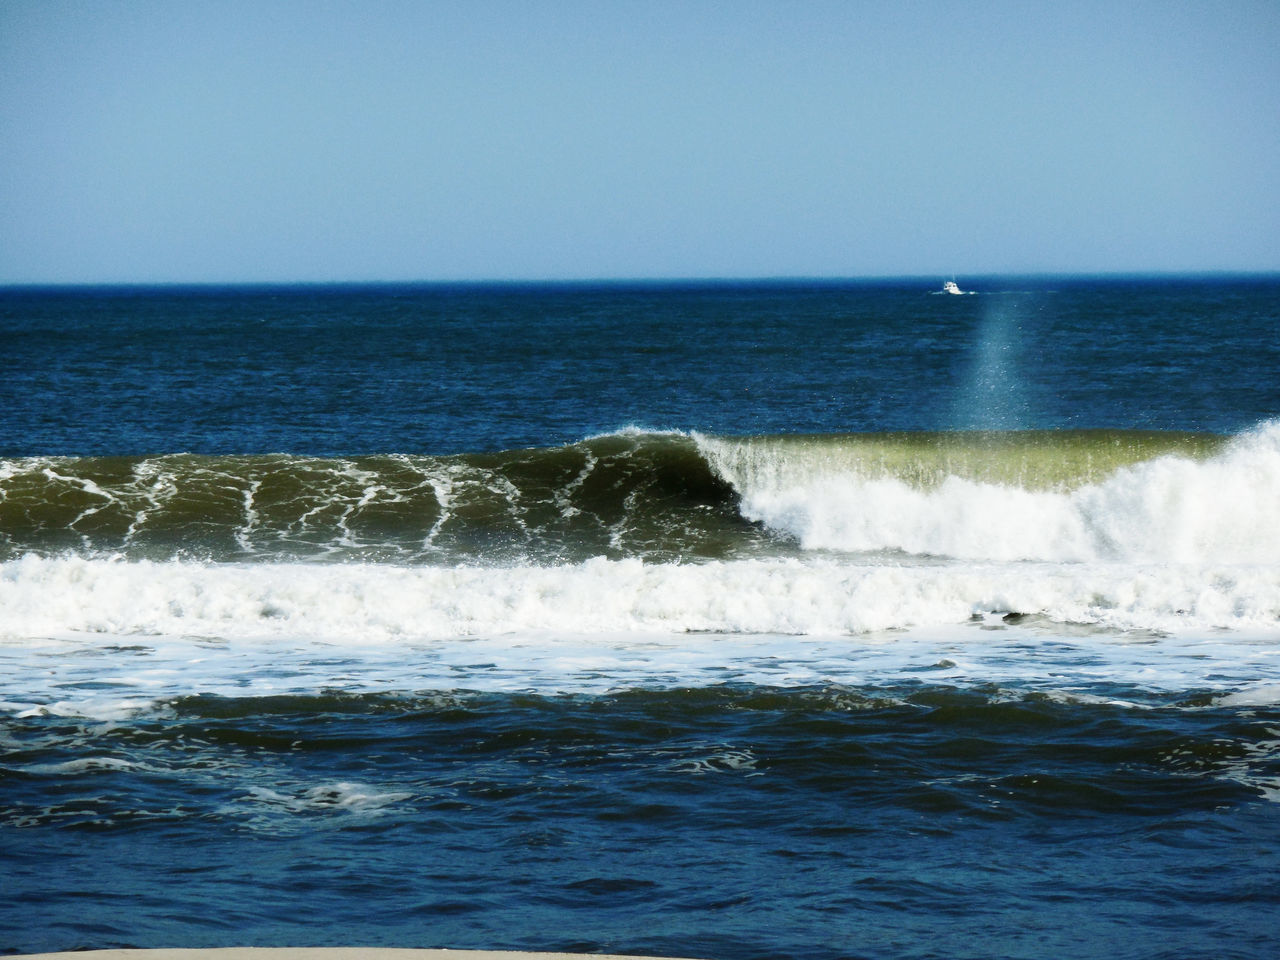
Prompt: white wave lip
<box><xmin>698</xmin><ymin>421</ymin><xmax>1280</xmax><ymax>564</ymax></box>
<box><xmin>2</xmin><ymin>552</ymin><xmax>1278</xmax><ymax>643</ymax></box>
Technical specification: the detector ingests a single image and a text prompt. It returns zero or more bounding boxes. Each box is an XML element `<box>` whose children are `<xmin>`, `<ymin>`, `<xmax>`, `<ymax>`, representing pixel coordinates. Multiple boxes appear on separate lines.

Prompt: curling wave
<box><xmin>698</xmin><ymin>422</ymin><xmax>1280</xmax><ymax>564</ymax></box>
<box><xmin>4</xmin><ymin>424</ymin><xmax>1278</xmax><ymax>566</ymax></box>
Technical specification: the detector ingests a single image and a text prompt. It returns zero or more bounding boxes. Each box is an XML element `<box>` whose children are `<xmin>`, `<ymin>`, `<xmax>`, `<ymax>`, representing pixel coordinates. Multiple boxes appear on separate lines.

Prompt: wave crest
<box><xmin>698</xmin><ymin>423</ymin><xmax>1280</xmax><ymax>564</ymax></box>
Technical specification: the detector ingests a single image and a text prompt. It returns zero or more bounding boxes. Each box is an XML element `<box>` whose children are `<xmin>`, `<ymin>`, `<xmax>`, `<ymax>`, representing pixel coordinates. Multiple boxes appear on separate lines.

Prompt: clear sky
<box><xmin>2</xmin><ymin>0</ymin><xmax>1277</xmax><ymax>283</ymax></box>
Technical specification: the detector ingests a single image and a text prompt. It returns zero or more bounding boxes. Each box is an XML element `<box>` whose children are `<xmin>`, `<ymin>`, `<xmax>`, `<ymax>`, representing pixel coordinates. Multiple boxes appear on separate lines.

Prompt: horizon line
<box><xmin>3</xmin><ymin>269</ymin><xmax>1279</xmax><ymax>290</ymax></box>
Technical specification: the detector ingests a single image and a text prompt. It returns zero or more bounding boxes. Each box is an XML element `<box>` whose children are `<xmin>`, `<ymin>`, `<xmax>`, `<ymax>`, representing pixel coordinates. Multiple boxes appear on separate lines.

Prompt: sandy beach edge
<box><xmin>9</xmin><ymin>950</ymin><xmax>705</xmax><ymax>960</ymax></box>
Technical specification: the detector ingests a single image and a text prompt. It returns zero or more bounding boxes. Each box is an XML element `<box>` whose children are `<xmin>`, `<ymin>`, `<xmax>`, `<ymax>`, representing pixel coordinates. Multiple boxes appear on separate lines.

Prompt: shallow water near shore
<box><xmin>5</xmin><ymin>680</ymin><xmax>1280</xmax><ymax>959</ymax></box>
<box><xmin>3</xmin><ymin>278</ymin><xmax>1280</xmax><ymax>958</ymax></box>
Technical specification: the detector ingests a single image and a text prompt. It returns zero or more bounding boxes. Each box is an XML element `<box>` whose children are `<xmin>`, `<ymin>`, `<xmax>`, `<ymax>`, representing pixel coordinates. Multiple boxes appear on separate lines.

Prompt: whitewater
<box><xmin>4</xmin><ymin>421</ymin><xmax>1279</xmax><ymax>721</ymax></box>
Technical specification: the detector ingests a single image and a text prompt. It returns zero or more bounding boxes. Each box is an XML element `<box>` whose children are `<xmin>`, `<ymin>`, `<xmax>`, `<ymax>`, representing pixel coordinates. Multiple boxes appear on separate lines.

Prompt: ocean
<box><xmin>2</xmin><ymin>277</ymin><xmax>1279</xmax><ymax>959</ymax></box>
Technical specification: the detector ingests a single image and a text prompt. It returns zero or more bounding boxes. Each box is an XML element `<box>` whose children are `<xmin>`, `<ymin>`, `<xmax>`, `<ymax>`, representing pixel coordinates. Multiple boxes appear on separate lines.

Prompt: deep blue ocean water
<box><xmin>2</xmin><ymin>277</ymin><xmax>1280</xmax><ymax>959</ymax></box>
<box><xmin>5</xmin><ymin>276</ymin><xmax>1278</xmax><ymax>458</ymax></box>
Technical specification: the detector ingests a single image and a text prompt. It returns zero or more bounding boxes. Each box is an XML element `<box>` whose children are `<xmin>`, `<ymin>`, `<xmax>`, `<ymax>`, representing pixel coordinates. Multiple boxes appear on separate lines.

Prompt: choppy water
<box><xmin>2</xmin><ymin>278</ymin><xmax>1280</xmax><ymax>959</ymax></box>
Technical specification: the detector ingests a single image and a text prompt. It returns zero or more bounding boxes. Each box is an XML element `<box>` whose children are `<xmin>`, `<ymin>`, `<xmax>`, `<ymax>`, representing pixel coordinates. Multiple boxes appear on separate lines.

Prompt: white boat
<box><xmin>941</xmin><ymin>280</ymin><xmax>964</xmax><ymax>295</ymax></box>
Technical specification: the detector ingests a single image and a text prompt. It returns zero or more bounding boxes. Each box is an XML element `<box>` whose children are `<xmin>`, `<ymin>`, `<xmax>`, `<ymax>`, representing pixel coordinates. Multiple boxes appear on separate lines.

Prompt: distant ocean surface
<box><xmin>3</xmin><ymin>277</ymin><xmax>1280</xmax><ymax>960</ymax></box>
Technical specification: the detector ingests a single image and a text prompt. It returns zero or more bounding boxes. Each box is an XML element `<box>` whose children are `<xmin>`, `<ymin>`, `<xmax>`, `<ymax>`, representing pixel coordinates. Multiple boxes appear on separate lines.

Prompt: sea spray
<box><xmin>957</xmin><ymin>295</ymin><xmax>1031</xmax><ymax>430</ymax></box>
<box><xmin>696</xmin><ymin>425</ymin><xmax>1276</xmax><ymax>563</ymax></box>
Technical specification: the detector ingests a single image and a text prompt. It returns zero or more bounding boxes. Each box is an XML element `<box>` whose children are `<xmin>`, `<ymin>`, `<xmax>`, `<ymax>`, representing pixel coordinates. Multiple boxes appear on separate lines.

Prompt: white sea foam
<box><xmin>241</xmin><ymin>783</ymin><xmax>414</xmax><ymax>815</ymax></box>
<box><xmin>2</xmin><ymin>611</ymin><xmax>1277</xmax><ymax>722</ymax></box>
<box><xmin>1</xmin><ymin>551</ymin><xmax>1278</xmax><ymax>719</ymax></box>
<box><xmin>22</xmin><ymin>756</ymin><xmax>141</xmax><ymax>775</ymax></box>
<box><xmin>697</xmin><ymin>421</ymin><xmax>1280</xmax><ymax>564</ymax></box>
<box><xmin>2</xmin><ymin>553</ymin><xmax>1278</xmax><ymax>644</ymax></box>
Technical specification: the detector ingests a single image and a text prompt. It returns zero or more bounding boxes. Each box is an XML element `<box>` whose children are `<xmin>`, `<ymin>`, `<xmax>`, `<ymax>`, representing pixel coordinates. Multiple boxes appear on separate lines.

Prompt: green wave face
<box><xmin>0</xmin><ymin>434</ymin><xmax>754</xmax><ymax>563</ymax></box>
<box><xmin>696</xmin><ymin>429</ymin><xmax>1227</xmax><ymax>492</ymax></box>
<box><xmin>0</xmin><ymin>429</ymin><xmax>1237</xmax><ymax>564</ymax></box>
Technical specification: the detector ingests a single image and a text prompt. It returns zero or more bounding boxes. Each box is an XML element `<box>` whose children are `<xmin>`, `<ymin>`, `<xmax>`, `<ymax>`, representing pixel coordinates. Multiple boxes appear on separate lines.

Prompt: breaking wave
<box><xmin>3</xmin><ymin>422</ymin><xmax>1277</xmax><ymax>565</ymax></box>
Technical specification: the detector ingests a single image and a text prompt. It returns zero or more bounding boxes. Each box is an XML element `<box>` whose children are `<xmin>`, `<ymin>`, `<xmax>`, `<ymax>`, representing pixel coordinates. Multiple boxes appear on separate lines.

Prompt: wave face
<box><xmin>0</xmin><ymin>431</ymin><xmax>752</xmax><ymax>564</ymax></box>
<box><xmin>4</xmin><ymin>423</ymin><xmax>1277</xmax><ymax>566</ymax></box>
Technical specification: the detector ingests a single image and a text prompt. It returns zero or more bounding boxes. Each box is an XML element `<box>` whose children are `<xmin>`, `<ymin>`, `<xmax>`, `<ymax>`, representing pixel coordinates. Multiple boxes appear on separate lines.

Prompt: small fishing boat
<box><xmin>941</xmin><ymin>280</ymin><xmax>964</xmax><ymax>295</ymax></box>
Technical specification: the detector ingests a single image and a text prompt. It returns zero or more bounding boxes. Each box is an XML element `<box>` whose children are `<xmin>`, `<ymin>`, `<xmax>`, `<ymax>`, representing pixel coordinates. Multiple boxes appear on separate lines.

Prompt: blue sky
<box><xmin>2</xmin><ymin>0</ymin><xmax>1277</xmax><ymax>282</ymax></box>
